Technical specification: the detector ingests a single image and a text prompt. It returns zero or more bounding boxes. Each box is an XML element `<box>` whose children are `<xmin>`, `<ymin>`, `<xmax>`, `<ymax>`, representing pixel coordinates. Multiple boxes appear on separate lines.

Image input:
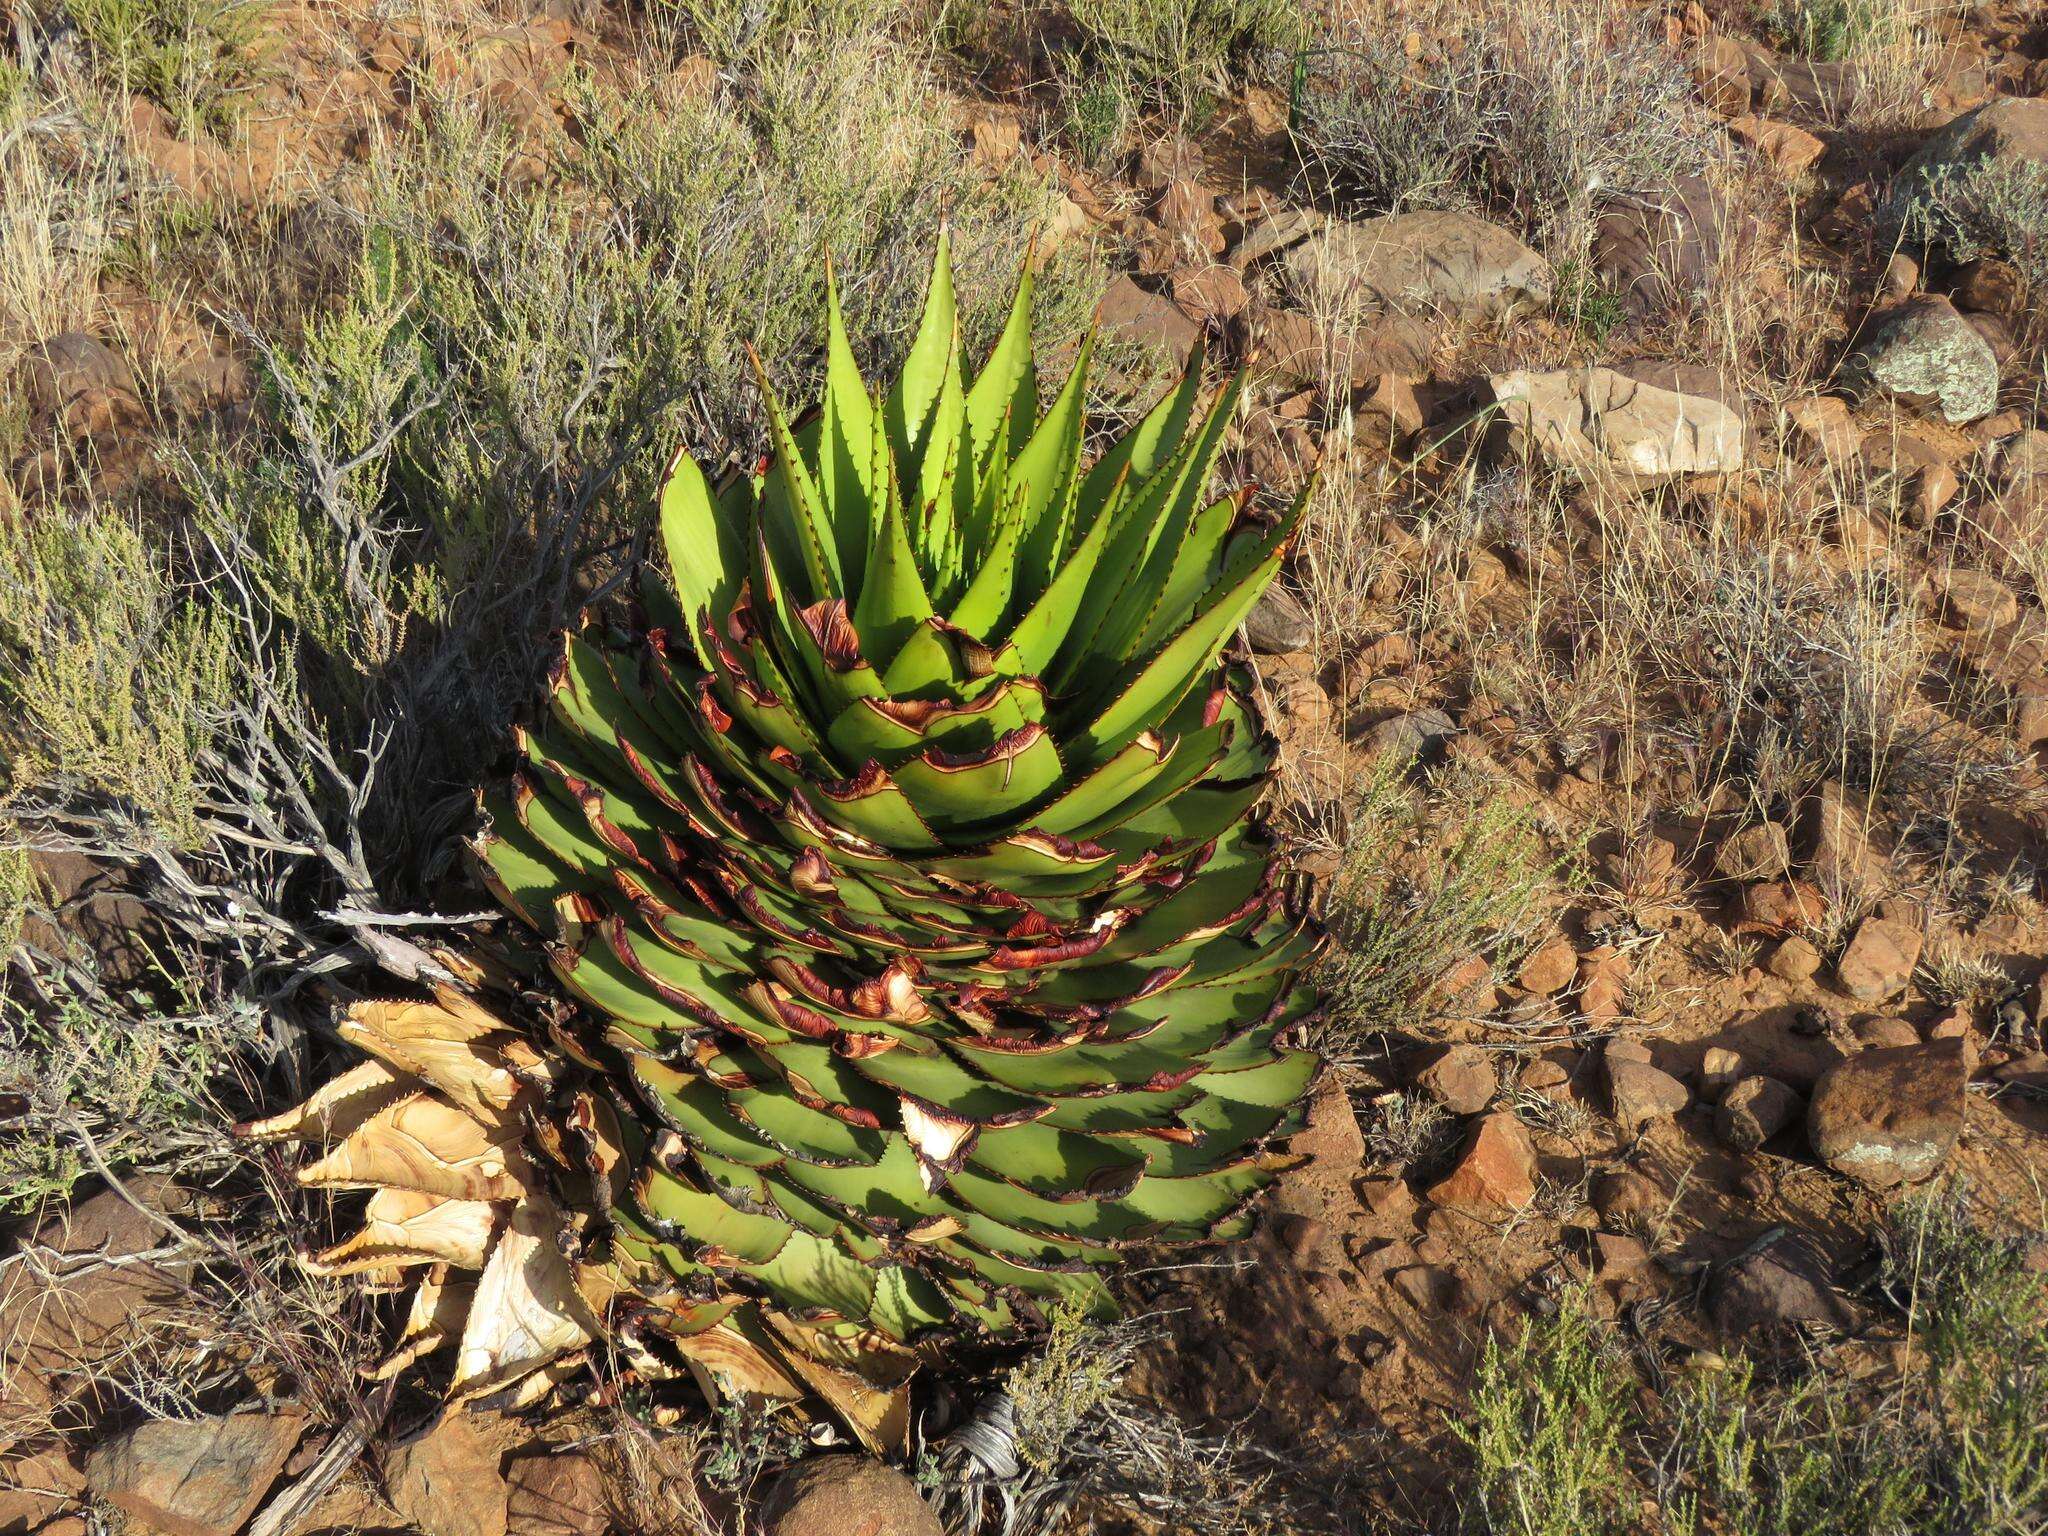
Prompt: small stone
<box><xmin>1769</xmin><ymin>935</ymin><xmax>1823</xmax><ymax>983</ymax></box>
<box><xmin>1424</xmin><ymin>1113</ymin><xmax>1536</xmax><ymax>1215</ymax></box>
<box><xmin>1411</xmin><ymin>1043</ymin><xmax>1497</xmax><ymax>1115</ymax></box>
<box><xmin>1934</xmin><ymin>569</ymin><xmax>2019</xmax><ymax>633</ymax></box>
<box><xmin>1707</xmin><ymin>1236</ymin><xmax>1857</xmax><ymax>1336</ymax></box>
<box><xmin>1279</xmin><ymin>1214</ymin><xmax>1327</xmax><ymax>1261</ymax></box>
<box><xmin>383</xmin><ymin>1417</ymin><xmax>510</xmax><ymax>1536</ymax></box>
<box><xmin>1092</xmin><ymin>277</ymin><xmax>1200</xmax><ymax>360</ymax></box>
<box><xmin>1590</xmin><ymin>1168</ymin><xmax>1664</xmax><ymax>1226</ymax></box>
<box><xmin>1807</xmin><ymin>1039</ymin><xmax>1967</xmax><ymax>1187</ymax></box>
<box><xmin>1244</xmin><ymin>585</ymin><xmax>1312</xmax><ymax>653</ymax></box>
<box><xmin>1736</xmin><ymin>876</ymin><xmax>1835</xmax><ymax>937</ymax></box>
<box><xmin>86</xmin><ymin>1413</ymin><xmax>305</xmax><ymax>1536</ymax></box>
<box><xmin>1853</xmin><ymin>1016</ymin><xmax>1921</xmax><ymax>1049</ymax></box>
<box><xmin>1716</xmin><ymin>1075</ymin><xmax>1803</xmax><ymax>1152</ymax></box>
<box><xmin>1728</xmin><ymin>114</ymin><xmax>1826</xmax><ymax>175</ymax></box>
<box><xmin>1716</xmin><ymin>821</ymin><xmax>1792</xmax><ymax>881</ymax></box>
<box><xmin>19</xmin><ymin>332</ymin><xmax>135</xmax><ymax>417</ymax></box>
<box><xmin>1517</xmin><ymin>937</ymin><xmax>1579</xmax><ymax>997</ymax></box>
<box><xmin>1698</xmin><ymin>1046</ymin><xmax>1747</xmax><ymax>1101</ymax></box>
<box><xmin>1835</xmin><ymin>916</ymin><xmax>1923</xmax><ymax>1002</ymax></box>
<box><xmin>1134</xmin><ymin>134</ymin><xmax>1203</xmax><ymax>189</ymax></box>
<box><xmin>1391</xmin><ymin>1264</ymin><xmax>1454</xmax><ymax>1310</ymax></box>
<box><xmin>760</xmin><ymin>1457</ymin><xmax>944</xmax><ymax>1536</ymax></box>
<box><xmin>1352</xmin><ymin>707</ymin><xmax>1455</xmax><ymax>765</ymax></box>
<box><xmin>1591</xmin><ymin>1232</ymin><xmax>1649</xmax><ymax>1275</ymax></box>
<box><xmin>1605</xmin><ymin>1049</ymin><xmax>1690</xmax><ymax>1131</ymax></box>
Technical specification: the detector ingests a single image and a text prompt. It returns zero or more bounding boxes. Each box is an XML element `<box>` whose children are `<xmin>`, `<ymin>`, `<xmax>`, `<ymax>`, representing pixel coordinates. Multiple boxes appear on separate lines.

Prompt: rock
<box><xmin>1591</xmin><ymin>1232</ymin><xmax>1649</xmax><ymax>1275</ymax></box>
<box><xmin>1736</xmin><ymin>879</ymin><xmax>1827</xmax><ymax>936</ymax></box>
<box><xmin>1283</xmin><ymin>211</ymin><xmax>1553</xmax><ymax>324</ymax></box>
<box><xmin>1716</xmin><ymin>822</ymin><xmax>1791</xmax><ymax>881</ymax></box>
<box><xmin>1411</xmin><ymin>1044</ymin><xmax>1497</xmax><ymax>1116</ymax></box>
<box><xmin>1933</xmin><ymin>568</ymin><xmax>2018</xmax><ymax>633</ymax></box>
<box><xmin>1834</xmin><ymin>915</ymin><xmax>1923</xmax><ymax>1002</ymax></box>
<box><xmin>1359</xmin><ymin>372</ymin><xmax>1426</xmax><ymax>438</ymax></box>
<box><xmin>1</xmin><ymin>1180</ymin><xmax>199</xmax><ymax>1445</ymax></box>
<box><xmin>1244</xmin><ymin>586</ymin><xmax>1312</xmax><ymax>653</ymax></box>
<box><xmin>1592</xmin><ymin>175</ymin><xmax>1731</xmax><ymax>319</ymax></box>
<box><xmin>1352</xmin><ymin>708</ymin><xmax>1455</xmax><ymax>765</ymax></box>
<box><xmin>1982</xmin><ymin>429</ymin><xmax>2048</xmax><ymax>547</ymax></box>
<box><xmin>1807</xmin><ymin>781</ymin><xmax>1886</xmax><ymax>892</ymax></box>
<box><xmin>0</xmin><ymin>1441</ymin><xmax>86</xmax><ymax>1531</ymax></box>
<box><xmin>1844</xmin><ymin>297</ymin><xmax>1999</xmax><ymax>425</ymax></box>
<box><xmin>1807</xmin><ymin>1039</ymin><xmax>1966</xmax><ymax>1187</ymax></box>
<box><xmin>1786</xmin><ymin>394</ymin><xmax>1863</xmax><ymax>462</ymax></box>
<box><xmin>1230</xmin><ymin>207</ymin><xmax>1325</xmax><ymax>268</ymax></box>
<box><xmin>1490</xmin><ymin>364</ymin><xmax>1744</xmax><ymax>486</ymax></box>
<box><xmin>1728</xmin><ymin>115</ymin><xmax>1826</xmax><ymax>175</ymax></box>
<box><xmin>1590</xmin><ymin>1169</ymin><xmax>1664</xmax><ymax>1227</ymax></box>
<box><xmin>1155</xmin><ymin>179</ymin><xmax>1224</xmax><ymax>255</ymax></box>
<box><xmin>1605</xmin><ymin>1051</ymin><xmax>1691</xmax><ymax>1132</ymax></box>
<box><xmin>1169</xmin><ymin>263</ymin><xmax>1249</xmax><ymax>323</ymax></box>
<box><xmin>1769</xmin><ymin>935</ymin><xmax>1823</xmax><ymax>983</ymax></box>
<box><xmin>967</xmin><ymin>116</ymin><xmax>1022</xmax><ymax>171</ymax></box>
<box><xmin>1423</xmin><ymin>1113</ymin><xmax>1536</xmax><ymax>1216</ymax></box>
<box><xmin>1707</xmin><ymin>1236</ymin><xmax>1857</xmax><ymax>1337</ymax></box>
<box><xmin>1135</xmin><ymin>134</ymin><xmax>1204</xmax><ymax>189</ymax></box>
<box><xmin>505</xmin><ymin>1451</ymin><xmax>607</xmax><ymax>1536</ymax></box>
<box><xmin>1697</xmin><ymin>1046</ymin><xmax>1747</xmax><ymax>1101</ymax></box>
<box><xmin>383</xmin><ymin>1417</ymin><xmax>509</xmax><ymax>1536</ymax></box>
<box><xmin>1093</xmin><ymin>278</ymin><xmax>1200</xmax><ymax>360</ymax></box>
<box><xmin>1250</xmin><ymin>306</ymin><xmax>1432</xmax><ymax>390</ymax></box>
<box><xmin>1858</xmin><ymin>429</ymin><xmax>1958</xmax><ymax>523</ymax></box>
<box><xmin>1517</xmin><ymin>937</ymin><xmax>1579</xmax><ymax>997</ymax></box>
<box><xmin>85</xmin><ymin>1413</ymin><xmax>304</xmax><ymax>1536</ymax></box>
<box><xmin>759</xmin><ymin>1457</ymin><xmax>944</xmax><ymax>1536</ymax></box>
<box><xmin>1691</xmin><ymin>33</ymin><xmax>1751</xmax><ymax>115</ymax></box>
<box><xmin>1716</xmin><ymin>1076</ymin><xmax>1803</xmax><ymax>1152</ymax></box>
<box><xmin>19</xmin><ymin>333</ymin><xmax>134</xmax><ymax>417</ymax></box>
<box><xmin>1853</xmin><ymin>1016</ymin><xmax>1921</xmax><ymax>1049</ymax></box>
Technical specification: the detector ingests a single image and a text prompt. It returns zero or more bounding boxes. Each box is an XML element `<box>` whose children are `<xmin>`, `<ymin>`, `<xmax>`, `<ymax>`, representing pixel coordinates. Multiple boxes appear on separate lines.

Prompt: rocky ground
<box><xmin>3</xmin><ymin>0</ymin><xmax>2048</xmax><ymax>1533</ymax></box>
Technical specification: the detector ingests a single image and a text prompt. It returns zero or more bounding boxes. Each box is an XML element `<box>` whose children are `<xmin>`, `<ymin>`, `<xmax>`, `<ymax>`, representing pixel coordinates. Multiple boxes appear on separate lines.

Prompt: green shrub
<box><xmin>1458</xmin><ymin>1298</ymin><xmax>1635</xmax><ymax>1536</ymax></box>
<box><xmin>1290</xmin><ymin>8</ymin><xmax>1710</xmax><ymax>257</ymax></box>
<box><xmin>65</xmin><ymin>0</ymin><xmax>268</xmax><ymax>136</ymax></box>
<box><xmin>1066</xmin><ymin>0</ymin><xmax>1299</xmax><ymax>122</ymax></box>
<box><xmin>1895</xmin><ymin>156</ymin><xmax>2048</xmax><ymax>289</ymax></box>
<box><xmin>0</xmin><ymin>509</ymin><xmax>236</xmax><ymax>845</ymax></box>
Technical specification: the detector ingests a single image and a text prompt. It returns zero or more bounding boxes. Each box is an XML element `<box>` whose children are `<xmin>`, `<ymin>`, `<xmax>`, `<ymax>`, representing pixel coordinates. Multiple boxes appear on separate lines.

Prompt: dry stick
<box><xmin>246</xmin><ymin>1379</ymin><xmax>400</xmax><ymax>1536</ymax></box>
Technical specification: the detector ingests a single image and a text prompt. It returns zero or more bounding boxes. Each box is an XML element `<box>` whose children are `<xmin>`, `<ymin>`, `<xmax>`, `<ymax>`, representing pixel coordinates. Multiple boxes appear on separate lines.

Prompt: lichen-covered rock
<box><xmin>1844</xmin><ymin>297</ymin><xmax>1999</xmax><ymax>425</ymax></box>
<box><xmin>1807</xmin><ymin>1039</ymin><xmax>1966</xmax><ymax>1187</ymax></box>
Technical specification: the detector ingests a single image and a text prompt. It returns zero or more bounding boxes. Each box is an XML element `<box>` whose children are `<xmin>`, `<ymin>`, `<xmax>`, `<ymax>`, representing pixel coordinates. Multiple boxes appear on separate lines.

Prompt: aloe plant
<box><xmin>243</xmin><ymin>239</ymin><xmax>1321</xmax><ymax>1448</ymax></box>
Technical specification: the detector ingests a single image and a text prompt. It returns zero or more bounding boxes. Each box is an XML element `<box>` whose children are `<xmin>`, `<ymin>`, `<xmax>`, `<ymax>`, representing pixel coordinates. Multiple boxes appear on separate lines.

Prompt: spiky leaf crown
<box><xmin>251</xmin><ymin>241</ymin><xmax>1323</xmax><ymax>1441</ymax></box>
<box><xmin>483</xmin><ymin>236</ymin><xmax>1322</xmax><ymax>1343</ymax></box>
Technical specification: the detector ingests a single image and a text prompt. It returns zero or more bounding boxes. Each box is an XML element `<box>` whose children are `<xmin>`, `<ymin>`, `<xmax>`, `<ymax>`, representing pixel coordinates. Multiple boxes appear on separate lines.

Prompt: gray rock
<box><xmin>85</xmin><ymin>1413</ymin><xmax>304</xmax><ymax>1536</ymax></box>
<box><xmin>1351</xmin><ymin>707</ymin><xmax>1454</xmax><ymax>765</ymax></box>
<box><xmin>1845</xmin><ymin>297</ymin><xmax>1999</xmax><ymax>425</ymax></box>
<box><xmin>1244</xmin><ymin>585</ymin><xmax>1312</xmax><ymax>653</ymax></box>
<box><xmin>1284</xmin><ymin>211</ymin><xmax>1553</xmax><ymax>325</ymax></box>
<box><xmin>1716</xmin><ymin>1075</ymin><xmax>1803</xmax><ymax>1152</ymax></box>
